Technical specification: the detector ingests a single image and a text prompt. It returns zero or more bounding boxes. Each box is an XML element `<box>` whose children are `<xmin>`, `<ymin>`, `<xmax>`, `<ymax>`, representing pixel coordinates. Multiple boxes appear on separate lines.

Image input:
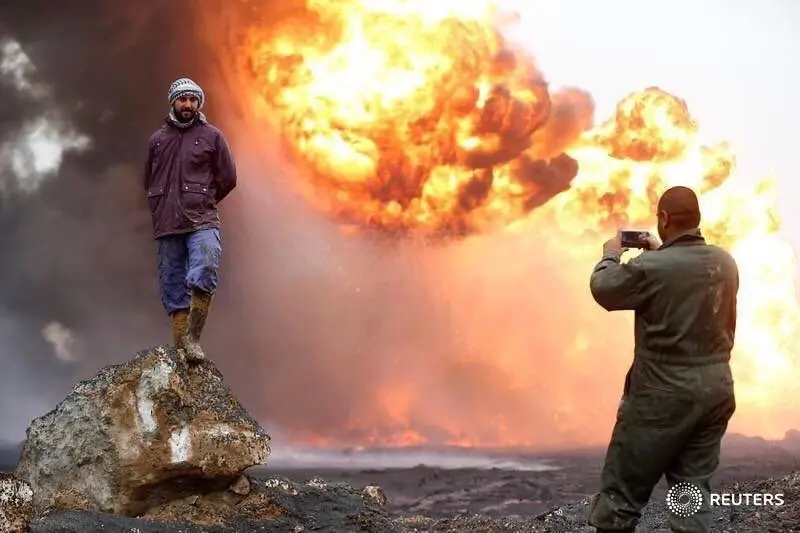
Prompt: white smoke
<box><xmin>0</xmin><ymin>38</ymin><xmax>91</xmax><ymax>441</ymax></box>
<box><xmin>0</xmin><ymin>39</ymin><xmax>91</xmax><ymax>193</ymax></box>
<box><xmin>41</xmin><ymin>321</ymin><xmax>80</xmax><ymax>363</ymax></box>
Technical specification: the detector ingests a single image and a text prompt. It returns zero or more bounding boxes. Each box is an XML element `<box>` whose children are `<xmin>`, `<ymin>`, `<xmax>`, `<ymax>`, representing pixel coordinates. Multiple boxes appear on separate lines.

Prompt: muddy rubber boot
<box><xmin>182</xmin><ymin>289</ymin><xmax>212</xmax><ymax>363</ymax></box>
<box><xmin>171</xmin><ymin>309</ymin><xmax>189</xmax><ymax>348</ymax></box>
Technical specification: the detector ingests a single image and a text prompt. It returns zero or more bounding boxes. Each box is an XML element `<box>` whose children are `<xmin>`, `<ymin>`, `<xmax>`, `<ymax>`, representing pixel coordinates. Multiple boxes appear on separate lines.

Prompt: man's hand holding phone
<box><xmin>603</xmin><ymin>230</ymin><xmax>662</xmax><ymax>256</ymax></box>
<box><xmin>620</xmin><ymin>229</ymin><xmax>661</xmax><ymax>251</ymax></box>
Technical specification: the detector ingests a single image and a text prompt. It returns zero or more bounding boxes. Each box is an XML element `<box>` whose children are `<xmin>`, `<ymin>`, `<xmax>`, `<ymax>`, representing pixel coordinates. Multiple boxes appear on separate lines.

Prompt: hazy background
<box><xmin>0</xmin><ymin>0</ymin><xmax>797</xmax><ymax>453</ymax></box>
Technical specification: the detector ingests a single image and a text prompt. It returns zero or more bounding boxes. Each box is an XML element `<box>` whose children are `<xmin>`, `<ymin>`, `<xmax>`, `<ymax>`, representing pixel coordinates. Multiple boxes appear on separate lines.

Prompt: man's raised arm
<box><xmin>589</xmin><ymin>252</ymin><xmax>649</xmax><ymax>311</ymax></box>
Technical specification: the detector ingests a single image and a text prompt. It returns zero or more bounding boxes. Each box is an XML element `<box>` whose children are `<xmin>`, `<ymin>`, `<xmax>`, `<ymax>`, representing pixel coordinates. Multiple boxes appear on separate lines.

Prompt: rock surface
<box><xmin>15</xmin><ymin>345</ymin><xmax>271</xmax><ymax>517</ymax></box>
<box><xmin>0</xmin><ymin>473</ymin><xmax>33</xmax><ymax>533</ymax></box>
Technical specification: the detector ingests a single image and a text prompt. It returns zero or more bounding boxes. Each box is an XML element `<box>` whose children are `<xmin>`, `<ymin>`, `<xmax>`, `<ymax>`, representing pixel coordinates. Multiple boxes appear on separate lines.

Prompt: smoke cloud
<box><xmin>0</xmin><ymin>0</ymin><xmax>755</xmax><ymax>452</ymax></box>
<box><xmin>0</xmin><ymin>39</ymin><xmax>90</xmax><ymax>194</ymax></box>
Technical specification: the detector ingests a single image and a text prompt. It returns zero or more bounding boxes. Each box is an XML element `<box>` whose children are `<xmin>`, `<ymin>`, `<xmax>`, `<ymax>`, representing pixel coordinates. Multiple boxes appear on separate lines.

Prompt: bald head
<box><xmin>656</xmin><ymin>186</ymin><xmax>701</xmax><ymax>241</ymax></box>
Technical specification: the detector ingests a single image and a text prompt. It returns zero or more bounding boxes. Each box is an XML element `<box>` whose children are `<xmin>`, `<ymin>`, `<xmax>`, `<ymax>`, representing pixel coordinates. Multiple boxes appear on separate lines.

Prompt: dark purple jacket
<box><xmin>144</xmin><ymin>119</ymin><xmax>237</xmax><ymax>239</ymax></box>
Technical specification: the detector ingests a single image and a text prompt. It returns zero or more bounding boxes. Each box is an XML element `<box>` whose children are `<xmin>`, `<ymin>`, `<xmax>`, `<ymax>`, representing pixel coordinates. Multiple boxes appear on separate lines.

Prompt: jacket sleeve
<box><xmin>589</xmin><ymin>251</ymin><xmax>650</xmax><ymax>311</ymax></box>
<box><xmin>144</xmin><ymin>138</ymin><xmax>154</xmax><ymax>191</ymax></box>
<box><xmin>213</xmin><ymin>132</ymin><xmax>237</xmax><ymax>203</ymax></box>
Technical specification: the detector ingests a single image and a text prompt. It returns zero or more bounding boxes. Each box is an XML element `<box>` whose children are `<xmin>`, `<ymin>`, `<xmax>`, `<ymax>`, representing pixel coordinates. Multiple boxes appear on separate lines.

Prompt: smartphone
<box><xmin>620</xmin><ymin>229</ymin><xmax>651</xmax><ymax>249</ymax></box>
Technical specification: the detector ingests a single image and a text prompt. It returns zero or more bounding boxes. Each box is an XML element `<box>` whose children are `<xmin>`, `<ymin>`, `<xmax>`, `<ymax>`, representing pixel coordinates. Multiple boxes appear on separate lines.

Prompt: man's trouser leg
<box><xmin>182</xmin><ymin>228</ymin><xmax>221</xmax><ymax>362</ymax></box>
<box><xmin>664</xmin><ymin>382</ymin><xmax>736</xmax><ymax>532</ymax></box>
<box><xmin>157</xmin><ymin>234</ymin><xmax>190</xmax><ymax>346</ymax></box>
<box><xmin>588</xmin><ymin>388</ymin><xmax>700</xmax><ymax>532</ymax></box>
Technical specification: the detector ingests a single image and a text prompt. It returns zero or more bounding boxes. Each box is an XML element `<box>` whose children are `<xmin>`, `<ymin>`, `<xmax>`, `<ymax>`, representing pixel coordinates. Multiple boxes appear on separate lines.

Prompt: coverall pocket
<box><xmin>623</xmin><ymin>388</ymin><xmax>695</xmax><ymax>429</ymax></box>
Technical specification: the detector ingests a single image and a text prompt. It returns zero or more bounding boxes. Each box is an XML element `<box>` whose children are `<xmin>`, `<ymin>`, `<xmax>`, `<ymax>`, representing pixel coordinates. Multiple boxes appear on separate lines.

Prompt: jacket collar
<box><xmin>165</xmin><ymin>110</ymin><xmax>208</xmax><ymax>129</ymax></box>
<box><xmin>659</xmin><ymin>228</ymin><xmax>705</xmax><ymax>250</ymax></box>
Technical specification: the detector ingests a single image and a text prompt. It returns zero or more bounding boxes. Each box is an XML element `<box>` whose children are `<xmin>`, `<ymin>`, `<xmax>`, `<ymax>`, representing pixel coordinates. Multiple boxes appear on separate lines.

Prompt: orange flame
<box><xmin>245</xmin><ymin>0</ymin><xmax>594</xmax><ymax>239</ymax></box>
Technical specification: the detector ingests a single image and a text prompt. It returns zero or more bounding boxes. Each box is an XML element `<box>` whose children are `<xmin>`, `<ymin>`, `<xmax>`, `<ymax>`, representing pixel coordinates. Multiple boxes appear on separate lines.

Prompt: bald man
<box><xmin>587</xmin><ymin>186</ymin><xmax>739</xmax><ymax>533</ymax></box>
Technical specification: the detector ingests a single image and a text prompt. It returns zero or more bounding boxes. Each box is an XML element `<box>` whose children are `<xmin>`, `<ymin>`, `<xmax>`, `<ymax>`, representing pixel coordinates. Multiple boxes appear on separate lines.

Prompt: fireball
<box><xmin>235</xmin><ymin>0</ymin><xmax>800</xmax><ymax>445</ymax></box>
<box><xmin>245</xmin><ymin>0</ymin><xmax>594</xmax><ymax>238</ymax></box>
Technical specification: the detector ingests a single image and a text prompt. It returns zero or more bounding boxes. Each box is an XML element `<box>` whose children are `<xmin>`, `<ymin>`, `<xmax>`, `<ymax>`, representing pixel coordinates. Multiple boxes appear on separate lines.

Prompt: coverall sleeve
<box><xmin>728</xmin><ymin>257</ymin><xmax>740</xmax><ymax>336</ymax></box>
<box><xmin>213</xmin><ymin>132</ymin><xmax>238</xmax><ymax>203</ymax></box>
<box><xmin>589</xmin><ymin>252</ymin><xmax>650</xmax><ymax>311</ymax></box>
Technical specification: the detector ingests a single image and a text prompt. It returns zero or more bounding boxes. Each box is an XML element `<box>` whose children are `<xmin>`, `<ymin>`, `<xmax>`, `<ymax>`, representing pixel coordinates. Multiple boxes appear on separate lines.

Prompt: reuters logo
<box><xmin>665</xmin><ymin>482</ymin><xmax>704</xmax><ymax>518</ymax></box>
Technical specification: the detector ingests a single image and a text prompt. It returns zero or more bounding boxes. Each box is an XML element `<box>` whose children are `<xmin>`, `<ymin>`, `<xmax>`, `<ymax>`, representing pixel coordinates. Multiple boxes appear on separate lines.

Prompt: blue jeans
<box><xmin>157</xmin><ymin>228</ymin><xmax>221</xmax><ymax>315</ymax></box>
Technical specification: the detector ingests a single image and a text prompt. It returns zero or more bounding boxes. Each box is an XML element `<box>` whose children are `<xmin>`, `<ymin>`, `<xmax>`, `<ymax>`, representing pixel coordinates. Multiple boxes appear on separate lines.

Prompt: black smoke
<box><xmin>0</xmin><ymin>0</ymin><xmax>241</xmax><ymax>438</ymax></box>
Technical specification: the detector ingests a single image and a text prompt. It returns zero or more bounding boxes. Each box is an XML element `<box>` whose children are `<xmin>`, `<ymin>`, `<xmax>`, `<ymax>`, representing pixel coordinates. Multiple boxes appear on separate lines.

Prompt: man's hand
<box><xmin>644</xmin><ymin>234</ymin><xmax>662</xmax><ymax>250</ymax></box>
<box><xmin>603</xmin><ymin>232</ymin><xmax>628</xmax><ymax>255</ymax></box>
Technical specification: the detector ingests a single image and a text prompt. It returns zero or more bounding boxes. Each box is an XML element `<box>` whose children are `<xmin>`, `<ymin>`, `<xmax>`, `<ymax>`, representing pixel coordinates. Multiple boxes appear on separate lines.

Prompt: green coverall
<box><xmin>587</xmin><ymin>229</ymin><xmax>739</xmax><ymax>533</ymax></box>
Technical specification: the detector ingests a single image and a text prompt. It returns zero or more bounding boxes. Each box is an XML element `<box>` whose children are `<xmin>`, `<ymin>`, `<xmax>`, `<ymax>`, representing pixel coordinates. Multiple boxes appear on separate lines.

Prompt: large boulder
<box><xmin>15</xmin><ymin>345</ymin><xmax>270</xmax><ymax>517</ymax></box>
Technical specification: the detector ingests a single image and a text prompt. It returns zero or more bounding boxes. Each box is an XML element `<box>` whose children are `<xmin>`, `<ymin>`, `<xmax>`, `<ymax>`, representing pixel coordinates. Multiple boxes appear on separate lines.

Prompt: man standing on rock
<box><xmin>144</xmin><ymin>77</ymin><xmax>237</xmax><ymax>362</ymax></box>
<box><xmin>587</xmin><ymin>186</ymin><xmax>739</xmax><ymax>533</ymax></box>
